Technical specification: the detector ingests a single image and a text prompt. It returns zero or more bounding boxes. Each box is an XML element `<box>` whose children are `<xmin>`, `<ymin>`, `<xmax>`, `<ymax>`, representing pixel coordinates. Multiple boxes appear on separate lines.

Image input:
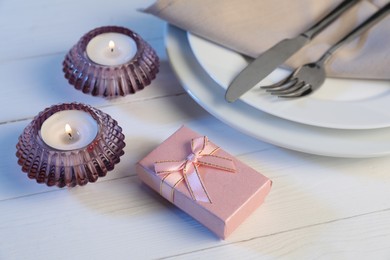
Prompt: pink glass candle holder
<box><xmin>63</xmin><ymin>26</ymin><xmax>159</xmax><ymax>98</ymax></box>
<box><xmin>16</xmin><ymin>103</ymin><xmax>126</xmax><ymax>187</ymax></box>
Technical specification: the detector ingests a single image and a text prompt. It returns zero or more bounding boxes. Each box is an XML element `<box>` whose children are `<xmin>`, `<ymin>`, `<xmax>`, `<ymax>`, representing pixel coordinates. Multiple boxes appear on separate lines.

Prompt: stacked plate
<box><xmin>165</xmin><ymin>25</ymin><xmax>390</xmax><ymax>158</ymax></box>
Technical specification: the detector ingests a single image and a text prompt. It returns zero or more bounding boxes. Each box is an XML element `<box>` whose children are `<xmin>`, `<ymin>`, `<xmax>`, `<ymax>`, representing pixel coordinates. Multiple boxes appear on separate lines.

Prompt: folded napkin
<box><xmin>144</xmin><ymin>0</ymin><xmax>390</xmax><ymax>80</ymax></box>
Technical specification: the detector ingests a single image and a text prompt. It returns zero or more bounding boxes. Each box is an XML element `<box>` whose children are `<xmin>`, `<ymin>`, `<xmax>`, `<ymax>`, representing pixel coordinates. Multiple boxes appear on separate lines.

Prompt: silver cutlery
<box><xmin>262</xmin><ymin>2</ymin><xmax>390</xmax><ymax>98</ymax></box>
<box><xmin>225</xmin><ymin>0</ymin><xmax>360</xmax><ymax>103</ymax></box>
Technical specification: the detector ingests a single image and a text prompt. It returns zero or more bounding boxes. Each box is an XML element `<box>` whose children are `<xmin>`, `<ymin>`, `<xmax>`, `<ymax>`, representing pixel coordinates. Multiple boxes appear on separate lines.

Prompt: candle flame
<box><xmin>65</xmin><ymin>123</ymin><xmax>73</xmax><ymax>139</ymax></box>
<box><xmin>109</xmin><ymin>40</ymin><xmax>115</xmax><ymax>52</ymax></box>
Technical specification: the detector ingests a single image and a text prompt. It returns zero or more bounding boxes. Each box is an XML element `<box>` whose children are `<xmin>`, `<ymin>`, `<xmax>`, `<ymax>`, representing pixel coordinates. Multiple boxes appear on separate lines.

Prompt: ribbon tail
<box><xmin>185</xmin><ymin>164</ymin><xmax>212</xmax><ymax>203</ymax></box>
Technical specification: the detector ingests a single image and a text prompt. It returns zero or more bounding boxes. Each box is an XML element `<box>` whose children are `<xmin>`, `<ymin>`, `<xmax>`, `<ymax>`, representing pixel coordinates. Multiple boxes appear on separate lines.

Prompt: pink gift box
<box><xmin>136</xmin><ymin>126</ymin><xmax>272</xmax><ymax>239</ymax></box>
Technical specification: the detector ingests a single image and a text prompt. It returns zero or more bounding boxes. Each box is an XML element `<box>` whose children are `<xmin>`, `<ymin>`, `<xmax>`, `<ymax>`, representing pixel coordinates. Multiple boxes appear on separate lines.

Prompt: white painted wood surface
<box><xmin>1</xmin><ymin>0</ymin><xmax>390</xmax><ymax>259</ymax></box>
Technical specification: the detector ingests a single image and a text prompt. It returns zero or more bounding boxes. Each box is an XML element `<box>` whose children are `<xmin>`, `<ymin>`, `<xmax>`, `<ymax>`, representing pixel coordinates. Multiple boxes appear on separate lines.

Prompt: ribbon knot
<box><xmin>186</xmin><ymin>152</ymin><xmax>197</xmax><ymax>164</ymax></box>
<box><xmin>154</xmin><ymin>136</ymin><xmax>236</xmax><ymax>203</ymax></box>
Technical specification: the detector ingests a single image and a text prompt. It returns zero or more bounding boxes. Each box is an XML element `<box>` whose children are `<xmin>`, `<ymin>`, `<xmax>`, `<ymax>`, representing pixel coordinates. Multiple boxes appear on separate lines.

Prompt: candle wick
<box><xmin>68</xmin><ymin>132</ymin><xmax>73</xmax><ymax>140</ymax></box>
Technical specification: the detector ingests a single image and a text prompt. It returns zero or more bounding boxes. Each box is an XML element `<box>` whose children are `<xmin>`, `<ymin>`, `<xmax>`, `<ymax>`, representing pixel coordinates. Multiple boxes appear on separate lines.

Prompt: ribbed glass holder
<box><xmin>63</xmin><ymin>26</ymin><xmax>159</xmax><ymax>98</ymax></box>
<box><xmin>16</xmin><ymin>103</ymin><xmax>126</xmax><ymax>187</ymax></box>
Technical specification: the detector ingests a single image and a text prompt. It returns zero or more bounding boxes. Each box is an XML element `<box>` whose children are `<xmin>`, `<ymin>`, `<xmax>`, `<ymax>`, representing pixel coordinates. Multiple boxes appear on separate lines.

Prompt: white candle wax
<box><xmin>40</xmin><ymin>110</ymin><xmax>98</xmax><ymax>151</ymax></box>
<box><xmin>86</xmin><ymin>32</ymin><xmax>137</xmax><ymax>66</ymax></box>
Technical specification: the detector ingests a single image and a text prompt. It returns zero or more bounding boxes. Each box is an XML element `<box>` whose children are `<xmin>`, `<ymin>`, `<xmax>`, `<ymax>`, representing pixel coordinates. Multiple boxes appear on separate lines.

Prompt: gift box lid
<box><xmin>137</xmin><ymin>126</ymin><xmax>272</xmax><ymax>238</ymax></box>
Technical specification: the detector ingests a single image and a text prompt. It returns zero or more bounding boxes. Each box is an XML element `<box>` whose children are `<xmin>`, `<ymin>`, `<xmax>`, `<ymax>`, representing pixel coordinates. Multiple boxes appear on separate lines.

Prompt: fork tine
<box><xmin>276</xmin><ymin>84</ymin><xmax>312</xmax><ymax>98</ymax></box>
<box><xmin>260</xmin><ymin>74</ymin><xmax>296</xmax><ymax>90</ymax></box>
<box><xmin>267</xmin><ymin>81</ymin><xmax>305</xmax><ymax>95</ymax></box>
<box><xmin>261</xmin><ymin>78</ymin><xmax>298</xmax><ymax>92</ymax></box>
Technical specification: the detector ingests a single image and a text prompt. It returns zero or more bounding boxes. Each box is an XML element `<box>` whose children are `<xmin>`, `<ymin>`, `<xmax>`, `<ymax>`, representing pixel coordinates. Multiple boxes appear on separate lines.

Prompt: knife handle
<box><xmin>303</xmin><ymin>0</ymin><xmax>359</xmax><ymax>39</ymax></box>
<box><xmin>318</xmin><ymin>2</ymin><xmax>390</xmax><ymax>64</ymax></box>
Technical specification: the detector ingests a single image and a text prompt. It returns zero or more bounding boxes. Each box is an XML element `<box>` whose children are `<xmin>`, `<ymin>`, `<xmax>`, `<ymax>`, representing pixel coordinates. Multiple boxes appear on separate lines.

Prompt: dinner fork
<box><xmin>261</xmin><ymin>2</ymin><xmax>390</xmax><ymax>98</ymax></box>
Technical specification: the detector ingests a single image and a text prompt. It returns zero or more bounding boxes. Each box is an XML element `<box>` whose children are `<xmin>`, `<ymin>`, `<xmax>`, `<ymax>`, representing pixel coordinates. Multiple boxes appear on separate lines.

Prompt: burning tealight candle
<box><xmin>16</xmin><ymin>103</ymin><xmax>126</xmax><ymax>187</ymax></box>
<box><xmin>40</xmin><ymin>110</ymin><xmax>98</xmax><ymax>150</ymax></box>
<box><xmin>63</xmin><ymin>26</ymin><xmax>159</xmax><ymax>98</ymax></box>
<box><xmin>86</xmin><ymin>32</ymin><xmax>138</xmax><ymax>66</ymax></box>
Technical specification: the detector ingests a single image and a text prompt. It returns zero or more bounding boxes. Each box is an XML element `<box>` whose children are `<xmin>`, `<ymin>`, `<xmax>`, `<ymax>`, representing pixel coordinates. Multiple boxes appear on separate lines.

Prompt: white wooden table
<box><xmin>1</xmin><ymin>0</ymin><xmax>390</xmax><ymax>259</ymax></box>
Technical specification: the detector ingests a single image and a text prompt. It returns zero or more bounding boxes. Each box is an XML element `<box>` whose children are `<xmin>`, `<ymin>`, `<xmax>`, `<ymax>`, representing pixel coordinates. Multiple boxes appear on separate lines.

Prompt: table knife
<box><xmin>225</xmin><ymin>0</ymin><xmax>360</xmax><ymax>102</ymax></box>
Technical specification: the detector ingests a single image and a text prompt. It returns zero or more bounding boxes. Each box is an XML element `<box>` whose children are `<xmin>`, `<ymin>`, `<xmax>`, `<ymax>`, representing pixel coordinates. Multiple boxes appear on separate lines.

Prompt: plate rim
<box><xmin>165</xmin><ymin>24</ymin><xmax>390</xmax><ymax>158</ymax></box>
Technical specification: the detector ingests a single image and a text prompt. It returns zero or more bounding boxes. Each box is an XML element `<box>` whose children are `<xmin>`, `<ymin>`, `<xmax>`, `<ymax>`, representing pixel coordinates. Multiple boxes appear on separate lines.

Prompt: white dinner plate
<box><xmin>165</xmin><ymin>24</ymin><xmax>390</xmax><ymax>158</ymax></box>
<box><xmin>187</xmin><ymin>32</ymin><xmax>390</xmax><ymax>130</ymax></box>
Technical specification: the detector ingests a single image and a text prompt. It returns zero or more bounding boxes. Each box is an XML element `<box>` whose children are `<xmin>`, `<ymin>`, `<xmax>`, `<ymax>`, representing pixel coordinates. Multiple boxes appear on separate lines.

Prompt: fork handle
<box><xmin>303</xmin><ymin>0</ymin><xmax>359</xmax><ymax>39</ymax></box>
<box><xmin>319</xmin><ymin>2</ymin><xmax>390</xmax><ymax>64</ymax></box>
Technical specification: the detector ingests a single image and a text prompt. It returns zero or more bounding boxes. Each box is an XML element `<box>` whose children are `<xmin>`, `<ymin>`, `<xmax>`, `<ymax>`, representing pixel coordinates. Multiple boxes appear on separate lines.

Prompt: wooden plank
<box><xmin>0</xmin><ymin>0</ymin><xmax>162</xmax><ymax>61</ymax></box>
<box><xmin>2</xmin><ymin>150</ymin><xmax>390</xmax><ymax>258</ymax></box>
<box><xmin>165</xmin><ymin>209</ymin><xmax>390</xmax><ymax>259</ymax></box>
<box><xmin>0</xmin><ymin>55</ymin><xmax>180</xmax><ymax>123</ymax></box>
<box><xmin>0</xmin><ymin>93</ymin><xmax>273</xmax><ymax>201</ymax></box>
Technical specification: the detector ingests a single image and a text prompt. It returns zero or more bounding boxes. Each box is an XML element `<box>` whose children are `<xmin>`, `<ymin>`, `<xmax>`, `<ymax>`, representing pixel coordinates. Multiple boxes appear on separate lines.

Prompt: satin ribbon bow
<box><xmin>154</xmin><ymin>136</ymin><xmax>236</xmax><ymax>203</ymax></box>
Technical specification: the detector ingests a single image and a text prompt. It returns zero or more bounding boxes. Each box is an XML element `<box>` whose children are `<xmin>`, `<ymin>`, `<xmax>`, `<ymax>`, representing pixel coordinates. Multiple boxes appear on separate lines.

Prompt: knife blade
<box><xmin>225</xmin><ymin>35</ymin><xmax>308</xmax><ymax>103</ymax></box>
<box><xmin>225</xmin><ymin>0</ymin><xmax>359</xmax><ymax>102</ymax></box>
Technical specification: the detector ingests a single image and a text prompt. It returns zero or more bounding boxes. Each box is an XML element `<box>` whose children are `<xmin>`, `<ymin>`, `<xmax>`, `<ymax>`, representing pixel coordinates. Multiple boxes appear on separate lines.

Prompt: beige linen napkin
<box><xmin>144</xmin><ymin>0</ymin><xmax>390</xmax><ymax>80</ymax></box>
